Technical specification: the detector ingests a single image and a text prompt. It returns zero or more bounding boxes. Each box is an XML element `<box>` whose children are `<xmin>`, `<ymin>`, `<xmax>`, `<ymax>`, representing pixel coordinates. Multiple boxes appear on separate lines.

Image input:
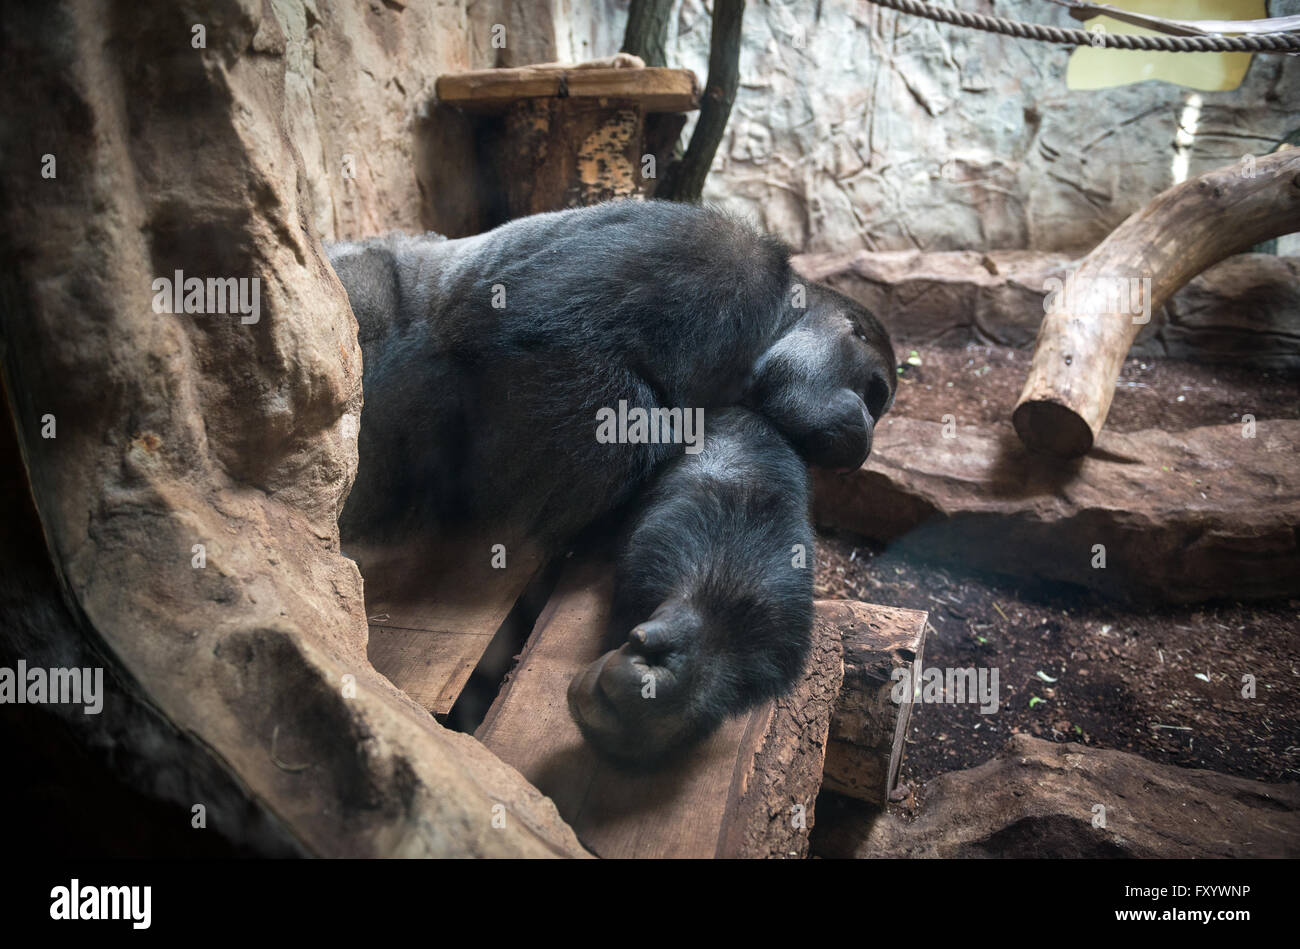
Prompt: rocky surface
<box><xmin>813</xmin><ymin>417</ymin><xmax>1300</xmax><ymax>604</ymax></box>
<box><xmin>794</xmin><ymin>250</ymin><xmax>1300</xmax><ymax>369</ymax></box>
<box><xmin>270</xmin><ymin>0</ymin><xmax>623</xmax><ymax>241</ymax></box>
<box><xmin>817</xmin><ymin>734</ymin><xmax>1300</xmax><ymax>858</ymax></box>
<box><xmin>655</xmin><ymin>0</ymin><xmax>1300</xmax><ymax>255</ymax></box>
<box><xmin>267</xmin><ymin>0</ymin><xmax>1300</xmax><ymax>259</ymax></box>
<box><xmin>276</xmin><ymin>0</ymin><xmax>1300</xmax><ymax>258</ymax></box>
<box><xmin>0</xmin><ymin>0</ymin><xmax>586</xmax><ymax>858</ymax></box>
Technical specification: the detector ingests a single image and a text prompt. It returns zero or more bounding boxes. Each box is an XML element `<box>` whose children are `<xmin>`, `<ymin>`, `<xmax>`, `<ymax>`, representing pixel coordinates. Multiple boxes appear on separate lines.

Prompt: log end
<box><xmin>1012</xmin><ymin>398</ymin><xmax>1095</xmax><ymax>458</ymax></box>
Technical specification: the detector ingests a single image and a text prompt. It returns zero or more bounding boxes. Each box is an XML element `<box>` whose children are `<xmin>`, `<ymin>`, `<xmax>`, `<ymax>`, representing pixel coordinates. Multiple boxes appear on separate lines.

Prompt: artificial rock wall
<box><xmin>271</xmin><ymin>0</ymin><xmax>1300</xmax><ymax>257</ymax></box>
<box><xmin>0</xmin><ymin>0</ymin><xmax>586</xmax><ymax>858</ymax></box>
<box><xmin>595</xmin><ymin>0</ymin><xmax>1300</xmax><ymax>254</ymax></box>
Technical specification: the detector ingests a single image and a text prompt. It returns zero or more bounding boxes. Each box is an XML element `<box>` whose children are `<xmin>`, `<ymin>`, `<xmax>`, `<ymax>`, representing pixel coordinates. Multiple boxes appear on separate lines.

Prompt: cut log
<box><xmin>490</xmin><ymin>98</ymin><xmax>650</xmax><ymax>216</ymax></box>
<box><xmin>437</xmin><ymin>63</ymin><xmax>700</xmax><ymax>220</ymax></box>
<box><xmin>1013</xmin><ymin>149</ymin><xmax>1300</xmax><ymax>457</ymax></box>
<box><xmin>819</xmin><ymin>600</ymin><xmax>928</xmax><ymax>805</ymax></box>
<box><xmin>477</xmin><ymin>560</ymin><xmax>849</xmax><ymax>858</ymax></box>
<box><xmin>436</xmin><ymin>65</ymin><xmax>700</xmax><ymax>114</ymax></box>
<box><xmin>356</xmin><ymin>536</ymin><xmax>543</xmax><ymax>716</ymax></box>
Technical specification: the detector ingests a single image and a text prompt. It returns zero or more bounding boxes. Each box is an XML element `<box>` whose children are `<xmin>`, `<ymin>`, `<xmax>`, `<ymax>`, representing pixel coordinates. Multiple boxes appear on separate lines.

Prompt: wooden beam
<box><xmin>818</xmin><ymin>600</ymin><xmax>928</xmax><ymax>804</ymax></box>
<box><xmin>478</xmin><ymin>560</ymin><xmax>920</xmax><ymax>857</ymax></box>
<box><xmin>355</xmin><ymin>537</ymin><xmax>543</xmax><ymax>716</ymax></box>
<box><xmin>1013</xmin><ymin>149</ymin><xmax>1300</xmax><ymax>457</ymax></box>
<box><xmin>436</xmin><ymin>65</ymin><xmax>700</xmax><ymax>114</ymax></box>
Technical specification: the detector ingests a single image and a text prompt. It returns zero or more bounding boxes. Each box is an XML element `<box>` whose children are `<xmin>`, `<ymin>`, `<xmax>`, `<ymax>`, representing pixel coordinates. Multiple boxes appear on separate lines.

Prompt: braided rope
<box><xmin>863</xmin><ymin>0</ymin><xmax>1300</xmax><ymax>51</ymax></box>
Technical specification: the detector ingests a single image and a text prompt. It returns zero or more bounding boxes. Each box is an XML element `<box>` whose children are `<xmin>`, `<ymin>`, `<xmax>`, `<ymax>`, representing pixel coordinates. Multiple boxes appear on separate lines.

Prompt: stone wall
<box><xmin>601</xmin><ymin>0</ymin><xmax>1300</xmax><ymax>254</ymax></box>
<box><xmin>0</xmin><ymin>0</ymin><xmax>586</xmax><ymax>858</ymax></box>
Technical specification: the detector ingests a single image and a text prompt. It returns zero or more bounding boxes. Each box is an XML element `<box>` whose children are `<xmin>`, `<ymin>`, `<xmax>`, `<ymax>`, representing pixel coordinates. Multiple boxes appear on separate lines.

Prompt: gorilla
<box><xmin>326</xmin><ymin>200</ymin><xmax>895</xmax><ymax>551</ymax></box>
<box><xmin>325</xmin><ymin>200</ymin><xmax>896</xmax><ymax>764</ymax></box>
<box><xmin>567</xmin><ymin>407</ymin><xmax>813</xmax><ymax>766</ymax></box>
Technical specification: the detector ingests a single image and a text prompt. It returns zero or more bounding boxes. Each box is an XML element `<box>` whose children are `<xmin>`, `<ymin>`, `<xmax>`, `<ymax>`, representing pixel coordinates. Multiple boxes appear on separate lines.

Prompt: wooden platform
<box><xmin>437</xmin><ymin>65</ymin><xmax>700</xmax><ymax>114</ymax></box>
<box><xmin>355</xmin><ymin>537</ymin><xmax>543</xmax><ymax>716</ymax></box>
<box><xmin>476</xmin><ymin>560</ymin><xmax>849</xmax><ymax>858</ymax></box>
<box><xmin>359</xmin><ymin>540</ymin><xmax>927</xmax><ymax>857</ymax></box>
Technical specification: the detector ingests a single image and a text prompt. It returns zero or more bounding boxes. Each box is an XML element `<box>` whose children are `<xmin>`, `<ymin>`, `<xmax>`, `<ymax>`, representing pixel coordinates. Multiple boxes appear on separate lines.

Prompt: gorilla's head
<box><xmin>745</xmin><ymin>283</ymin><xmax>897</xmax><ymax>472</ymax></box>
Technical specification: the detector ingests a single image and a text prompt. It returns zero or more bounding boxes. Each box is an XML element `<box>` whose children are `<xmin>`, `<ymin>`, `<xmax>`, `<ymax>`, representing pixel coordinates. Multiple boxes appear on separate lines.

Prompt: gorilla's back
<box><xmin>326</xmin><ymin>202</ymin><xmax>797</xmax><ymax>548</ymax></box>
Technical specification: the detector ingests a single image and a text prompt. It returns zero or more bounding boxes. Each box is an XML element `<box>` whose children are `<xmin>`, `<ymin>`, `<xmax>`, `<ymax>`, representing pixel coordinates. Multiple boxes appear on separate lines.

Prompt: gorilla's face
<box><xmin>744</xmin><ymin>284</ymin><xmax>897</xmax><ymax>472</ymax></box>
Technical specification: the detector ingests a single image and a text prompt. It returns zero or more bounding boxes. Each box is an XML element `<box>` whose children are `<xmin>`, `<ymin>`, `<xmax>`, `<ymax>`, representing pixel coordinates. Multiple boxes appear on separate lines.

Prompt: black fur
<box><xmin>325</xmin><ymin>201</ymin><xmax>896</xmax><ymax>764</ymax></box>
<box><xmin>326</xmin><ymin>200</ymin><xmax>895</xmax><ymax>551</ymax></box>
<box><xmin>566</xmin><ymin>408</ymin><xmax>814</xmax><ymax>766</ymax></box>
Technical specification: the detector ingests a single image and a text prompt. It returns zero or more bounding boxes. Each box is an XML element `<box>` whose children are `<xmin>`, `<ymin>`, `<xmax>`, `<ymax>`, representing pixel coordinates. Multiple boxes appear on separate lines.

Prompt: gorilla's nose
<box><xmin>866</xmin><ymin>367</ymin><xmax>895</xmax><ymax>421</ymax></box>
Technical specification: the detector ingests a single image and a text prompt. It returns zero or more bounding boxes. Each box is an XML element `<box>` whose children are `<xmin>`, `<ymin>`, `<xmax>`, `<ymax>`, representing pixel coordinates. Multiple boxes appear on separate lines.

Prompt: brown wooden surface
<box><xmin>1014</xmin><ymin>149</ymin><xmax>1300</xmax><ymax>457</ymax></box>
<box><xmin>493</xmin><ymin>98</ymin><xmax>649</xmax><ymax>217</ymax></box>
<box><xmin>356</xmin><ymin>537</ymin><xmax>543</xmax><ymax>716</ymax></box>
<box><xmin>478</xmin><ymin>561</ymin><xmax>907</xmax><ymax>858</ymax></box>
<box><xmin>437</xmin><ymin>65</ymin><xmax>700</xmax><ymax>113</ymax></box>
<box><xmin>819</xmin><ymin>600</ymin><xmax>928</xmax><ymax>804</ymax></box>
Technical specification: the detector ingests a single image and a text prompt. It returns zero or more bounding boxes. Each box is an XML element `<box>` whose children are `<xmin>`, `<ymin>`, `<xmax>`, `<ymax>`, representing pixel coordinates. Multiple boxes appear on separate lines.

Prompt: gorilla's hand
<box><xmin>566</xmin><ymin>601</ymin><xmax>718</xmax><ymax>768</ymax></box>
<box><xmin>567</xmin><ymin>646</ymin><xmax>688</xmax><ymax>767</ymax></box>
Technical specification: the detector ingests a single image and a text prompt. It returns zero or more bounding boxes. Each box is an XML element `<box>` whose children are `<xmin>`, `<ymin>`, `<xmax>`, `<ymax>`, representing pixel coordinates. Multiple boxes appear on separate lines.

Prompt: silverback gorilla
<box><xmin>326</xmin><ymin>200</ymin><xmax>896</xmax><ymax>765</ymax></box>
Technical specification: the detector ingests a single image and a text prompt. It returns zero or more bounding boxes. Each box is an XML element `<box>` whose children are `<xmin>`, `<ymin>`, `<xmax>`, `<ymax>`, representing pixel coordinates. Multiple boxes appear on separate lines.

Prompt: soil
<box><xmin>814</xmin><ymin>535</ymin><xmax>1300</xmax><ymax>785</ymax></box>
<box><xmin>813</xmin><ymin>341</ymin><xmax>1300</xmax><ymax>789</ymax></box>
<box><xmin>891</xmin><ymin>344</ymin><xmax>1300</xmax><ymax>434</ymax></box>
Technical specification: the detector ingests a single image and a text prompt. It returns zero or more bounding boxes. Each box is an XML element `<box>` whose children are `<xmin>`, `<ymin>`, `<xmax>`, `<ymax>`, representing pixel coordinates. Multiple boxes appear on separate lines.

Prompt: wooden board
<box><xmin>477</xmin><ymin>560</ymin><xmax>863</xmax><ymax>859</ymax></box>
<box><xmin>819</xmin><ymin>601</ymin><xmax>928</xmax><ymax>804</ymax></box>
<box><xmin>354</xmin><ymin>537</ymin><xmax>543</xmax><ymax>716</ymax></box>
<box><xmin>437</xmin><ymin>65</ymin><xmax>700</xmax><ymax>113</ymax></box>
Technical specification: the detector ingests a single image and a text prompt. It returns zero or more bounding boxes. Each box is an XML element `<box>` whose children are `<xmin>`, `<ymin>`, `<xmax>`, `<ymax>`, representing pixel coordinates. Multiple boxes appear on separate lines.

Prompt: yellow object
<box><xmin>1066</xmin><ymin>0</ymin><xmax>1263</xmax><ymax>91</ymax></box>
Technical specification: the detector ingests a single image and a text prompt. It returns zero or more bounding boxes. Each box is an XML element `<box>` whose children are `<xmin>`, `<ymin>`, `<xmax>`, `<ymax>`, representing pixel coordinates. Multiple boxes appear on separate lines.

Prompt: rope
<box><xmin>862</xmin><ymin>0</ymin><xmax>1300</xmax><ymax>51</ymax></box>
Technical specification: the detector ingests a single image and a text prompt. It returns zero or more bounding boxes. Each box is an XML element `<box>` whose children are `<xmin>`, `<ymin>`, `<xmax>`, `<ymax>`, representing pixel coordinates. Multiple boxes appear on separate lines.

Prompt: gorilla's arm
<box><xmin>567</xmin><ymin>408</ymin><xmax>815</xmax><ymax>766</ymax></box>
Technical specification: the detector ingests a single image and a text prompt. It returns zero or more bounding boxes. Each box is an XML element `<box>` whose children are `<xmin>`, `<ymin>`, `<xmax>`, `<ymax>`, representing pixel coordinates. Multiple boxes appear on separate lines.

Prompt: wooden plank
<box><xmin>353</xmin><ymin>536</ymin><xmax>543</xmax><ymax>716</ymax></box>
<box><xmin>477</xmin><ymin>560</ymin><xmax>851</xmax><ymax>858</ymax></box>
<box><xmin>820</xmin><ymin>600</ymin><xmax>928</xmax><ymax>804</ymax></box>
<box><xmin>436</xmin><ymin>66</ymin><xmax>700</xmax><ymax>113</ymax></box>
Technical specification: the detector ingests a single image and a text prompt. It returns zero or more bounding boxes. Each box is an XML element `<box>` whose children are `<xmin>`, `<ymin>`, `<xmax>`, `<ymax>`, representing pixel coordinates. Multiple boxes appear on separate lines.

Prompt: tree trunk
<box><xmin>1013</xmin><ymin>150</ymin><xmax>1300</xmax><ymax>457</ymax></box>
<box><xmin>657</xmin><ymin>0</ymin><xmax>744</xmax><ymax>202</ymax></box>
<box><xmin>621</xmin><ymin>0</ymin><xmax>674</xmax><ymax>67</ymax></box>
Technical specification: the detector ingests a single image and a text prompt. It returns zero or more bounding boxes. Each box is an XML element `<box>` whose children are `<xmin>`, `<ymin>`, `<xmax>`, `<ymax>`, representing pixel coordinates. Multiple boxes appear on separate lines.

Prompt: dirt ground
<box><xmin>891</xmin><ymin>344</ymin><xmax>1300</xmax><ymax>433</ymax></box>
<box><xmin>815</xmin><ymin>535</ymin><xmax>1300</xmax><ymax>785</ymax></box>
<box><xmin>813</xmin><ymin>342</ymin><xmax>1300</xmax><ymax>790</ymax></box>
